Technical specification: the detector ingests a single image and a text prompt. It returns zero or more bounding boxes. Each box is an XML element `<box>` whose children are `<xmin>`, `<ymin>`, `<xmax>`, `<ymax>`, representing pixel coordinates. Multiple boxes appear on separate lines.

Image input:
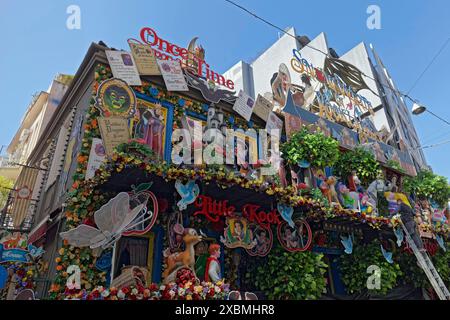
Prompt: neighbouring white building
<box><xmin>223</xmin><ymin>27</ymin><xmax>427</xmax><ymax>172</ymax></box>
<box><xmin>1</xmin><ymin>74</ymin><xmax>72</xmax><ymax>230</ymax></box>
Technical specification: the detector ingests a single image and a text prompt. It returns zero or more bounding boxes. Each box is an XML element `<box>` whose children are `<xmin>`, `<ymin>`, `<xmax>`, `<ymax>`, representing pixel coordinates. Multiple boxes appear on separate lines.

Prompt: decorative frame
<box><xmin>277</xmin><ymin>218</ymin><xmax>312</xmax><ymax>252</ymax></box>
<box><xmin>245</xmin><ymin>224</ymin><xmax>273</xmax><ymax>257</ymax></box>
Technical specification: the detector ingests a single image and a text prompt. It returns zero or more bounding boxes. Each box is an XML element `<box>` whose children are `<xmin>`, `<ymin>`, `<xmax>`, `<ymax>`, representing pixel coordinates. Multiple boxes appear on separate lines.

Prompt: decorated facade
<box><xmin>1</xmin><ymin>26</ymin><xmax>449</xmax><ymax>301</ymax></box>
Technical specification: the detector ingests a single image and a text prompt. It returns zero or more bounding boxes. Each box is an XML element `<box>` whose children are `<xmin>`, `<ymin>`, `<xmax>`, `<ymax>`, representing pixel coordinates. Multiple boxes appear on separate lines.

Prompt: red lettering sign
<box><xmin>193</xmin><ymin>195</ymin><xmax>281</xmax><ymax>228</ymax></box>
<box><xmin>194</xmin><ymin>195</ymin><xmax>236</xmax><ymax>222</ymax></box>
<box><xmin>139</xmin><ymin>27</ymin><xmax>235</xmax><ymax>90</ymax></box>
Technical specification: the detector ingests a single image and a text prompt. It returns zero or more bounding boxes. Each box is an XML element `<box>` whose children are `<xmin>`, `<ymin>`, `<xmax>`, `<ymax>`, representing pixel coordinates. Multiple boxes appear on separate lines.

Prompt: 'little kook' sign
<box><xmin>193</xmin><ymin>195</ymin><xmax>282</xmax><ymax>228</ymax></box>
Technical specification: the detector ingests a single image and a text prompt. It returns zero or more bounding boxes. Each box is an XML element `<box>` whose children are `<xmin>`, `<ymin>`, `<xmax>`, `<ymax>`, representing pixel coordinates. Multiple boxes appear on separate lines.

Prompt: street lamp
<box><xmin>411</xmin><ymin>103</ymin><xmax>450</xmax><ymax>126</ymax></box>
<box><xmin>412</xmin><ymin>103</ymin><xmax>426</xmax><ymax>115</ymax></box>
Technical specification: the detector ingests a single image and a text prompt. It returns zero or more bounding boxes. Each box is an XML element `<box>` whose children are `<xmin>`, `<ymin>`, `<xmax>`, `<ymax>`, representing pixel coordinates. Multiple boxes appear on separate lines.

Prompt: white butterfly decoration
<box><xmin>60</xmin><ymin>192</ymin><xmax>149</xmax><ymax>249</ymax></box>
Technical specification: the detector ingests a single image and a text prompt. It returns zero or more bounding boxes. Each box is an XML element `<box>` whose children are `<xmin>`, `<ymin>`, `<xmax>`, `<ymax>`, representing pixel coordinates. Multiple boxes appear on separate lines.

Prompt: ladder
<box><xmin>400</xmin><ymin>221</ymin><xmax>450</xmax><ymax>300</ymax></box>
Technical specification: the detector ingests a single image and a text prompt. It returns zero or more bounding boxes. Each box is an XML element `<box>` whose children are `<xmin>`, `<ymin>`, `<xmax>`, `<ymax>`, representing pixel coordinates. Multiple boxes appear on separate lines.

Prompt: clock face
<box><xmin>17</xmin><ymin>186</ymin><xmax>31</xmax><ymax>200</ymax></box>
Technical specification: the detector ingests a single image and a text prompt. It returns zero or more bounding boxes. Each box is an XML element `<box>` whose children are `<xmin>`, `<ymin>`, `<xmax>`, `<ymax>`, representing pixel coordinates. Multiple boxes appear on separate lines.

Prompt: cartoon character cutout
<box><xmin>277</xmin><ymin>219</ymin><xmax>312</xmax><ymax>252</ymax></box>
<box><xmin>220</xmin><ymin>218</ymin><xmax>254</xmax><ymax>249</ymax></box>
<box><xmin>246</xmin><ymin>224</ymin><xmax>273</xmax><ymax>257</ymax></box>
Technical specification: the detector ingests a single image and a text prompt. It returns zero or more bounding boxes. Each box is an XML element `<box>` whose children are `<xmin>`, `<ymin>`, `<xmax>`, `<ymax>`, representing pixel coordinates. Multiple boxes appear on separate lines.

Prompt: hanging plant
<box><xmin>248</xmin><ymin>246</ymin><xmax>328</xmax><ymax>300</ymax></box>
<box><xmin>334</xmin><ymin>147</ymin><xmax>381</xmax><ymax>186</ymax></box>
<box><xmin>339</xmin><ymin>240</ymin><xmax>402</xmax><ymax>296</ymax></box>
<box><xmin>281</xmin><ymin>127</ymin><xmax>340</xmax><ymax>168</ymax></box>
<box><xmin>386</xmin><ymin>159</ymin><xmax>405</xmax><ymax>174</ymax></box>
<box><xmin>403</xmin><ymin>170</ymin><xmax>450</xmax><ymax>208</ymax></box>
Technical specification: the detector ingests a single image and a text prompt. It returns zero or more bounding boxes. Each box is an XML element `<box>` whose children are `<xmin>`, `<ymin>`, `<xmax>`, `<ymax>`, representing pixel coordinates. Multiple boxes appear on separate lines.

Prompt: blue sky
<box><xmin>0</xmin><ymin>0</ymin><xmax>449</xmax><ymax>178</ymax></box>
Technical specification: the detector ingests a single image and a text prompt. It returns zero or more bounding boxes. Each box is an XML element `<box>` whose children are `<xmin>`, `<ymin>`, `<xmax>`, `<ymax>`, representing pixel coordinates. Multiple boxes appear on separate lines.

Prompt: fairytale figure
<box><xmin>348</xmin><ymin>170</ymin><xmax>362</xmax><ymax>193</ymax></box>
<box><xmin>271</xmin><ymin>64</ymin><xmax>291</xmax><ymax>108</ymax></box>
<box><xmin>232</xmin><ymin>221</ymin><xmax>245</xmax><ymax>242</ymax></box>
<box><xmin>142</xmin><ymin>107</ymin><xmax>164</xmax><ymax>158</ymax></box>
<box><xmin>283</xmin><ymin>228</ymin><xmax>299</xmax><ymax>249</ymax></box>
<box><xmin>255</xmin><ymin>230</ymin><xmax>270</xmax><ymax>255</ymax></box>
<box><xmin>204</xmin><ymin>244</ymin><xmax>222</xmax><ymax>283</ymax></box>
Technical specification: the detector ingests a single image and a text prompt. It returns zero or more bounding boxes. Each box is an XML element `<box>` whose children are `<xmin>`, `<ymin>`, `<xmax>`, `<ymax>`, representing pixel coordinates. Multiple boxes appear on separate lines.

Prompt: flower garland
<box><xmin>64</xmin><ymin>281</ymin><xmax>230</xmax><ymax>300</ymax></box>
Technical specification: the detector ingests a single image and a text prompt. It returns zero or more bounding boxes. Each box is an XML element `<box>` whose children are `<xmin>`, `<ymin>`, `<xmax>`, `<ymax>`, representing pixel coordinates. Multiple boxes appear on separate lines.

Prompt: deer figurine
<box><xmin>163</xmin><ymin>228</ymin><xmax>203</xmax><ymax>283</ymax></box>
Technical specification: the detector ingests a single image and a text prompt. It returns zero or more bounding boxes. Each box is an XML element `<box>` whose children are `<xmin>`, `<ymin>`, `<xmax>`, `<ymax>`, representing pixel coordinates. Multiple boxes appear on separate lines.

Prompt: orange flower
<box><xmin>56</xmin><ymin>265</ymin><xmax>63</xmax><ymax>271</ymax></box>
<box><xmin>77</xmin><ymin>155</ymin><xmax>88</xmax><ymax>163</ymax></box>
<box><xmin>91</xmin><ymin>119</ymin><xmax>98</xmax><ymax>128</ymax></box>
<box><xmin>55</xmin><ymin>257</ymin><xmax>61</xmax><ymax>263</ymax></box>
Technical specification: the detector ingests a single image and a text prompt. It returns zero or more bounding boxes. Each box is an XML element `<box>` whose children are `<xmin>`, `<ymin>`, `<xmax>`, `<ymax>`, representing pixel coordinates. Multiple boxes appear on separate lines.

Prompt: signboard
<box><xmin>232</xmin><ymin>90</ymin><xmax>255</xmax><ymax>122</ymax></box>
<box><xmin>265</xmin><ymin>112</ymin><xmax>283</xmax><ymax>137</ymax></box>
<box><xmin>95</xmin><ymin>78</ymin><xmax>137</xmax><ymax>118</ymax></box>
<box><xmin>98</xmin><ymin>117</ymin><xmax>131</xmax><ymax>157</ymax></box>
<box><xmin>85</xmin><ymin>138</ymin><xmax>106</xmax><ymax>180</ymax></box>
<box><xmin>105</xmin><ymin>50</ymin><xmax>142</xmax><ymax>86</ymax></box>
<box><xmin>253</xmin><ymin>94</ymin><xmax>273</xmax><ymax>122</ymax></box>
<box><xmin>0</xmin><ymin>233</ymin><xmax>44</xmax><ymax>263</ymax></box>
<box><xmin>129</xmin><ymin>42</ymin><xmax>161</xmax><ymax>75</ymax></box>
<box><xmin>157</xmin><ymin>60</ymin><xmax>189</xmax><ymax>92</ymax></box>
<box><xmin>139</xmin><ymin>27</ymin><xmax>234</xmax><ymax>90</ymax></box>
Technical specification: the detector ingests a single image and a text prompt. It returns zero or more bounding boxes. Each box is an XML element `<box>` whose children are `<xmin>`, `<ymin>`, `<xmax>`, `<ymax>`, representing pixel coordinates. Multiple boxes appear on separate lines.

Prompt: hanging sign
<box><xmin>85</xmin><ymin>138</ymin><xmax>106</xmax><ymax>180</ymax></box>
<box><xmin>220</xmin><ymin>217</ymin><xmax>255</xmax><ymax>249</ymax></box>
<box><xmin>98</xmin><ymin>117</ymin><xmax>131</xmax><ymax>157</ymax></box>
<box><xmin>0</xmin><ymin>233</ymin><xmax>43</xmax><ymax>263</ymax></box>
<box><xmin>105</xmin><ymin>50</ymin><xmax>142</xmax><ymax>86</ymax></box>
<box><xmin>253</xmin><ymin>94</ymin><xmax>273</xmax><ymax>122</ymax></box>
<box><xmin>128</xmin><ymin>42</ymin><xmax>161</xmax><ymax>76</ymax></box>
<box><xmin>232</xmin><ymin>90</ymin><xmax>255</xmax><ymax>121</ymax></box>
<box><xmin>265</xmin><ymin>112</ymin><xmax>283</xmax><ymax>137</ymax></box>
<box><xmin>96</xmin><ymin>78</ymin><xmax>137</xmax><ymax>118</ymax></box>
<box><xmin>157</xmin><ymin>60</ymin><xmax>189</xmax><ymax>92</ymax></box>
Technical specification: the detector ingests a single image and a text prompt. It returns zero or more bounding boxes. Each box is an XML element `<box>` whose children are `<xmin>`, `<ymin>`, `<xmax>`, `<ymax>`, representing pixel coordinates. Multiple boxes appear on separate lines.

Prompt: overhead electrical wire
<box><xmin>223</xmin><ymin>0</ymin><xmax>450</xmax><ymax>123</ymax></box>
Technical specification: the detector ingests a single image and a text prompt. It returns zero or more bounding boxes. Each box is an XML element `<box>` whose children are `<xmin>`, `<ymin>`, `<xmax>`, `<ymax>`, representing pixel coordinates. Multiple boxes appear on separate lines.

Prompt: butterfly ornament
<box><xmin>60</xmin><ymin>192</ymin><xmax>149</xmax><ymax>250</ymax></box>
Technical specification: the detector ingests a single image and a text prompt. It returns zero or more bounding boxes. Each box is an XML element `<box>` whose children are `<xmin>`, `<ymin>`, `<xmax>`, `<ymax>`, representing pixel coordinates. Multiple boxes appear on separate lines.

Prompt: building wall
<box><xmin>223</xmin><ymin>29</ymin><xmax>428</xmax><ymax>171</ymax></box>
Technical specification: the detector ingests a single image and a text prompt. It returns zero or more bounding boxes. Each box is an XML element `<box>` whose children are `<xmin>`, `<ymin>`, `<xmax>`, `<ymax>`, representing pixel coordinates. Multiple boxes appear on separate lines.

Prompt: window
<box><xmin>114</xmin><ymin>235</ymin><xmax>154</xmax><ymax>278</ymax></box>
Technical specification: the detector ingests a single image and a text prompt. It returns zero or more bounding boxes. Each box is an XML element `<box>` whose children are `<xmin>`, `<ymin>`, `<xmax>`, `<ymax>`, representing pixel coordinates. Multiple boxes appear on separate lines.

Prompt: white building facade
<box><xmin>223</xmin><ymin>27</ymin><xmax>427</xmax><ymax>172</ymax></box>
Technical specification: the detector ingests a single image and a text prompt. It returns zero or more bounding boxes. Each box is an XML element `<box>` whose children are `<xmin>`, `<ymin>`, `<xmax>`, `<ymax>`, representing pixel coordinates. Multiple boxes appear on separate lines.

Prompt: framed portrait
<box><xmin>245</xmin><ymin>224</ymin><xmax>273</xmax><ymax>257</ymax></box>
<box><xmin>220</xmin><ymin>217</ymin><xmax>254</xmax><ymax>249</ymax></box>
<box><xmin>277</xmin><ymin>219</ymin><xmax>312</xmax><ymax>252</ymax></box>
<box><xmin>131</xmin><ymin>99</ymin><xmax>169</xmax><ymax>159</ymax></box>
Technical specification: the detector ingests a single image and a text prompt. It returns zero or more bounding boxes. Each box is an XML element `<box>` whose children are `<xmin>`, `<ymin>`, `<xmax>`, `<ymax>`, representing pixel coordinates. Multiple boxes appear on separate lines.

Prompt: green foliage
<box><xmin>396</xmin><ymin>252</ymin><xmax>428</xmax><ymax>288</ymax></box>
<box><xmin>115</xmin><ymin>141</ymin><xmax>155</xmax><ymax>158</ymax></box>
<box><xmin>0</xmin><ymin>175</ymin><xmax>14</xmax><ymax>209</ymax></box>
<box><xmin>310</xmin><ymin>187</ymin><xmax>329</xmax><ymax>207</ymax></box>
<box><xmin>386</xmin><ymin>159</ymin><xmax>405</xmax><ymax>174</ymax></box>
<box><xmin>281</xmin><ymin>127</ymin><xmax>340</xmax><ymax>168</ymax></box>
<box><xmin>403</xmin><ymin>170</ymin><xmax>450</xmax><ymax>207</ymax></box>
<box><xmin>334</xmin><ymin>148</ymin><xmax>381</xmax><ymax>186</ymax></box>
<box><xmin>250</xmin><ymin>247</ymin><xmax>328</xmax><ymax>300</ymax></box>
<box><xmin>397</xmin><ymin>245</ymin><xmax>450</xmax><ymax>289</ymax></box>
<box><xmin>339</xmin><ymin>240</ymin><xmax>402</xmax><ymax>296</ymax></box>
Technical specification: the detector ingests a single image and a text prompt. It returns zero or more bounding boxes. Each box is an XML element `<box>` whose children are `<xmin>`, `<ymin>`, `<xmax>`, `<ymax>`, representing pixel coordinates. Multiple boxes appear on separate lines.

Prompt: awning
<box><xmin>10</xmin><ymin>166</ymin><xmax>39</xmax><ymax>228</ymax></box>
<box><xmin>27</xmin><ymin>215</ymin><xmax>50</xmax><ymax>245</ymax></box>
